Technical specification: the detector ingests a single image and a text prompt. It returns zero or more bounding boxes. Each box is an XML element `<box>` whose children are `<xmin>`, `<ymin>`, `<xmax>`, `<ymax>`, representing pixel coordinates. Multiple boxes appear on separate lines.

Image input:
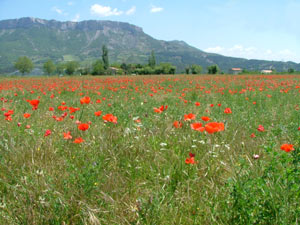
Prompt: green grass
<box><xmin>0</xmin><ymin>74</ymin><xmax>299</xmax><ymax>224</ymax></box>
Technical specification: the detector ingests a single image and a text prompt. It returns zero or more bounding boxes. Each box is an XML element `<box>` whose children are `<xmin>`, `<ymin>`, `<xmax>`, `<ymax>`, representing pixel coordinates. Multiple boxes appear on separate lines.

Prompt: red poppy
<box><xmin>78</xmin><ymin>123</ymin><xmax>89</xmax><ymax>131</ymax></box>
<box><xmin>63</xmin><ymin>131</ymin><xmax>72</xmax><ymax>140</ymax></box>
<box><xmin>185</xmin><ymin>152</ymin><xmax>196</xmax><ymax>164</ymax></box>
<box><xmin>23</xmin><ymin>113</ymin><xmax>31</xmax><ymax>118</ymax></box>
<box><xmin>49</xmin><ymin>107</ymin><xmax>54</xmax><ymax>111</ymax></box>
<box><xmin>280</xmin><ymin>144</ymin><xmax>294</xmax><ymax>153</ymax></box>
<box><xmin>257</xmin><ymin>125</ymin><xmax>265</xmax><ymax>132</ymax></box>
<box><xmin>80</xmin><ymin>96</ymin><xmax>91</xmax><ymax>104</ymax></box>
<box><xmin>154</xmin><ymin>105</ymin><xmax>168</xmax><ymax>113</ymax></box>
<box><xmin>44</xmin><ymin>129</ymin><xmax>51</xmax><ymax>137</ymax></box>
<box><xmin>201</xmin><ymin>116</ymin><xmax>210</xmax><ymax>122</ymax></box>
<box><xmin>69</xmin><ymin>107</ymin><xmax>80</xmax><ymax>114</ymax></box>
<box><xmin>102</xmin><ymin>114</ymin><xmax>118</xmax><ymax>124</ymax></box>
<box><xmin>73</xmin><ymin>137</ymin><xmax>84</xmax><ymax>143</ymax></box>
<box><xmin>28</xmin><ymin>99</ymin><xmax>40</xmax><ymax>110</ymax></box>
<box><xmin>191</xmin><ymin>122</ymin><xmax>205</xmax><ymax>132</ymax></box>
<box><xmin>205</xmin><ymin>122</ymin><xmax>225</xmax><ymax>134</ymax></box>
<box><xmin>94</xmin><ymin>111</ymin><xmax>102</xmax><ymax>117</ymax></box>
<box><xmin>250</xmin><ymin>133</ymin><xmax>256</xmax><ymax>138</ymax></box>
<box><xmin>224</xmin><ymin>108</ymin><xmax>232</xmax><ymax>114</ymax></box>
<box><xmin>184</xmin><ymin>113</ymin><xmax>196</xmax><ymax>121</ymax></box>
<box><xmin>195</xmin><ymin>102</ymin><xmax>201</xmax><ymax>106</ymax></box>
<box><xmin>173</xmin><ymin>121</ymin><xmax>183</xmax><ymax>128</ymax></box>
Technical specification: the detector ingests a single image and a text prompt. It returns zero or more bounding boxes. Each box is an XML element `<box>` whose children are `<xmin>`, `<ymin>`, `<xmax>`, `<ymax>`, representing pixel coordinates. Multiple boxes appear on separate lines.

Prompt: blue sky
<box><xmin>1</xmin><ymin>0</ymin><xmax>300</xmax><ymax>62</ymax></box>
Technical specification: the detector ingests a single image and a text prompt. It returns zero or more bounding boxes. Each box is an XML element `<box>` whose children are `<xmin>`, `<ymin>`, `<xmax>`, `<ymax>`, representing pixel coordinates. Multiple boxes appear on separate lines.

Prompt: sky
<box><xmin>1</xmin><ymin>0</ymin><xmax>300</xmax><ymax>63</ymax></box>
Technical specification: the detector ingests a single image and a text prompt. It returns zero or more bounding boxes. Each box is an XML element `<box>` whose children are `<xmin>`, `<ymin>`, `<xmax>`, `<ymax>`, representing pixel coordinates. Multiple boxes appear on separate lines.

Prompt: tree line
<box><xmin>13</xmin><ymin>45</ymin><xmax>240</xmax><ymax>76</ymax></box>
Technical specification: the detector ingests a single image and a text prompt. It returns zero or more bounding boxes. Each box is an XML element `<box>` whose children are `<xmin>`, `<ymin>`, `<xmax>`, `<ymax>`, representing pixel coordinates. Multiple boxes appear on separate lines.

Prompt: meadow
<box><xmin>0</xmin><ymin>74</ymin><xmax>299</xmax><ymax>224</ymax></box>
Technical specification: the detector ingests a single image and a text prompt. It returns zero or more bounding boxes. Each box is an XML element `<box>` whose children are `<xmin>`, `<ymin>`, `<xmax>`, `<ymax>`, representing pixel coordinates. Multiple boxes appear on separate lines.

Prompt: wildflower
<box><xmin>44</xmin><ymin>129</ymin><xmax>51</xmax><ymax>137</ymax></box>
<box><xmin>173</xmin><ymin>121</ymin><xmax>183</xmax><ymax>128</ymax></box>
<box><xmin>102</xmin><ymin>114</ymin><xmax>118</xmax><ymax>124</ymax></box>
<box><xmin>63</xmin><ymin>131</ymin><xmax>72</xmax><ymax>140</ymax></box>
<box><xmin>280</xmin><ymin>144</ymin><xmax>294</xmax><ymax>153</ymax></box>
<box><xmin>201</xmin><ymin>116</ymin><xmax>210</xmax><ymax>122</ymax></box>
<box><xmin>28</xmin><ymin>99</ymin><xmax>40</xmax><ymax>110</ymax></box>
<box><xmin>250</xmin><ymin>133</ymin><xmax>256</xmax><ymax>138</ymax></box>
<box><xmin>78</xmin><ymin>123</ymin><xmax>89</xmax><ymax>131</ymax></box>
<box><xmin>257</xmin><ymin>125</ymin><xmax>265</xmax><ymax>132</ymax></box>
<box><xmin>205</xmin><ymin>122</ymin><xmax>225</xmax><ymax>134</ymax></box>
<box><xmin>154</xmin><ymin>105</ymin><xmax>168</xmax><ymax>113</ymax></box>
<box><xmin>23</xmin><ymin>113</ymin><xmax>31</xmax><ymax>118</ymax></box>
<box><xmin>224</xmin><ymin>108</ymin><xmax>232</xmax><ymax>114</ymax></box>
<box><xmin>184</xmin><ymin>113</ymin><xmax>196</xmax><ymax>121</ymax></box>
<box><xmin>195</xmin><ymin>102</ymin><xmax>201</xmax><ymax>106</ymax></box>
<box><xmin>253</xmin><ymin>154</ymin><xmax>260</xmax><ymax>159</ymax></box>
<box><xmin>80</xmin><ymin>96</ymin><xmax>91</xmax><ymax>104</ymax></box>
<box><xmin>185</xmin><ymin>152</ymin><xmax>196</xmax><ymax>164</ymax></box>
<box><xmin>73</xmin><ymin>137</ymin><xmax>84</xmax><ymax>143</ymax></box>
<box><xmin>94</xmin><ymin>111</ymin><xmax>102</xmax><ymax>117</ymax></box>
<box><xmin>191</xmin><ymin>122</ymin><xmax>205</xmax><ymax>132</ymax></box>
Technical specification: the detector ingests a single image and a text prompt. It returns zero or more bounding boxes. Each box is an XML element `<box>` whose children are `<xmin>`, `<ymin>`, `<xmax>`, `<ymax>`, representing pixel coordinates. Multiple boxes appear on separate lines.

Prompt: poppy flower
<box><xmin>78</xmin><ymin>123</ymin><xmax>89</xmax><ymax>131</ymax></box>
<box><xmin>191</xmin><ymin>122</ymin><xmax>205</xmax><ymax>132</ymax></box>
<box><xmin>224</xmin><ymin>108</ymin><xmax>232</xmax><ymax>114</ymax></box>
<box><xmin>257</xmin><ymin>125</ymin><xmax>265</xmax><ymax>132</ymax></box>
<box><xmin>49</xmin><ymin>107</ymin><xmax>54</xmax><ymax>111</ymax></box>
<box><xmin>185</xmin><ymin>152</ymin><xmax>196</xmax><ymax>164</ymax></box>
<box><xmin>44</xmin><ymin>129</ymin><xmax>51</xmax><ymax>137</ymax></box>
<box><xmin>280</xmin><ymin>144</ymin><xmax>294</xmax><ymax>153</ymax></box>
<box><xmin>28</xmin><ymin>99</ymin><xmax>40</xmax><ymax>110</ymax></box>
<box><xmin>184</xmin><ymin>113</ymin><xmax>196</xmax><ymax>121</ymax></box>
<box><xmin>94</xmin><ymin>111</ymin><xmax>102</xmax><ymax>117</ymax></box>
<box><xmin>195</xmin><ymin>102</ymin><xmax>200</xmax><ymax>106</ymax></box>
<box><xmin>173</xmin><ymin>121</ymin><xmax>183</xmax><ymax>128</ymax></box>
<box><xmin>80</xmin><ymin>96</ymin><xmax>91</xmax><ymax>105</ymax></box>
<box><xmin>201</xmin><ymin>116</ymin><xmax>210</xmax><ymax>122</ymax></box>
<box><xmin>23</xmin><ymin>113</ymin><xmax>31</xmax><ymax>118</ymax></box>
<box><xmin>154</xmin><ymin>105</ymin><xmax>168</xmax><ymax>113</ymax></box>
<box><xmin>73</xmin><ymin>137</ymin><xmax>84</xmax><ymax>143</ymax></box>
<box><xmin>63</xmin><ymin>131</ymin><xmax>72</xmax><ymax>140</ymax></box>
<box><xmin>102</xmin><ymin>114</ymin><xmax>118</xmax><ymax>124</ymax></box>
<box><xmin>205</xmin><ymin>122</ymin><xmax>225</xmax><ymax>134</ymax></box>
<box><xmin>250</xmin><ymin>133</ymin><xmax>256</xmax><ymax>138</ymax></box>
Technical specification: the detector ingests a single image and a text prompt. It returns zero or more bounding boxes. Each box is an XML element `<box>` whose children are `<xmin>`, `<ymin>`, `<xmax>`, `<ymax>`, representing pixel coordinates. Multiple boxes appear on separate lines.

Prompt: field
<box><xmin>0</xmin><ymin>74</ymin><xmax>299</xmax><ymax>224</ymax></box>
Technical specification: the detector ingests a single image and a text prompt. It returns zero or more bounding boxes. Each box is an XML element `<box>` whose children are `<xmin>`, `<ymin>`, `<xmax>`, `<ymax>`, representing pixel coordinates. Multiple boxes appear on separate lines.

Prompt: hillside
<box><xmin>0</xmin><ymin>17</ymin><xmax>299</xmax><ymax>73</ymax></box>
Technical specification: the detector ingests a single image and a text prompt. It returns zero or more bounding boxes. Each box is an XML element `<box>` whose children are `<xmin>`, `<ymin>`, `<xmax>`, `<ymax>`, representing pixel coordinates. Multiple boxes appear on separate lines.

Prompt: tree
<box><xmin>56</xmin><ymin>63</ymin><xmax>65</xmax><ymax>75</ymax></box>
<box><xmin>43</xmin><ymin>60</ymin><xmax>56</xmax><ymax>75</ymax></box>
<box><xmin>148</xmin><ymin>50</ymin><xmax>156</xmax><ymax>68</ymax></box>
<box><xmin>92</xmin><ymin>60</ymin><xmax>105</xmax><ymax>75</ymax></box>
<box><xmin>191</xmin><ymin>64</ymin><xmax>202</xmax><ymax>74</ymax></box>
<box><xmin>288</xmin><ymin>68</ymin><xmax>295</xmax><ymax>73</ymax></box>
<box><xmin>14</xmin><ymin>56</ymin><xmax>34</xmax><ymax>75</ymax></box>
<box><xmin>65</xmin><ymin>61</ymin><xmax>79</xmax><ymax>75</ymax></box>
<box><xmin>185</xmin><ymin>67</ymin><xmax>190</xmax><ymax>74</ymax></box>
<box><xmin>207</xmin><ymin>65</ymin><xmax>220</xmax><ymax>74</ymax></box>
<box><xmin>102</xmin><ymin>45</ymin><xmax>109</xmax><ymax>70</ymax></box>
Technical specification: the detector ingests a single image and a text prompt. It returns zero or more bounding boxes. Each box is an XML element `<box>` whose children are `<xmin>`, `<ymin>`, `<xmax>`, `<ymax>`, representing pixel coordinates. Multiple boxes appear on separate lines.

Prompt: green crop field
<box><xmin>0</xmin><ymin>74</ymin><xmax>299</xmax><ymax>224</ymax></box>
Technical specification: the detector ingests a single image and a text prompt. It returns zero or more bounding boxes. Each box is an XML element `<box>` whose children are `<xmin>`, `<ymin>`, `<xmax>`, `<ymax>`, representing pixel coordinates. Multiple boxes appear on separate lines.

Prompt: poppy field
<box><xmin>0</xmin><ymin>74</ymin><xmax>300</xmax><ymax>224</ymax></box>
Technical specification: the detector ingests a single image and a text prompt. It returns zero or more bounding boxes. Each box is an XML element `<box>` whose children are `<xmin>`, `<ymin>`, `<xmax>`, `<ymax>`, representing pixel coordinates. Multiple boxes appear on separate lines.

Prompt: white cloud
<box><xmin>52</xmin><ymin>6</ymin><xmax>63</xmax><ymax>14</ymax></box>
<box><xmin>72</xmin><ymin>13</ymin><xmax>80</xmax><ymax>22</ymax></box>
<box><xmin>67</xmin><ymin>2</ymin><xmax>74</xmax><ymax>6</ymax></box>
<box><xmin>126</xmin><ymin>6</ymin><xmax>136</xmax><ymax>15</ymax></box>
<box><xmin>90</xmin><ymin>4</ymin><xmax>123</xmax><ymax>17</ymax></box>
<box><xmin>204</xmin><ymin>45</ymin><xmax>300</xmax><ymax>62</ymax></box>
<box><xmin>204</xmin><ymin>46</ymin><xmax>224</xmax><ymax>53</ymax></box>
<box><xmin>150</xmin><ymin>6</ymin><xmax>163</xmax><ymax>13</ymax></box>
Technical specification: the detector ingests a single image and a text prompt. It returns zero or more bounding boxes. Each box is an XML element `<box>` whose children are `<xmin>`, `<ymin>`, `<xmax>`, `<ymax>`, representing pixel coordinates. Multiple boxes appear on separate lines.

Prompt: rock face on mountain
<box><xmin>0</xmin><ymin>17</ymin><xmax>299</xmax><ymax>73</ymax></box>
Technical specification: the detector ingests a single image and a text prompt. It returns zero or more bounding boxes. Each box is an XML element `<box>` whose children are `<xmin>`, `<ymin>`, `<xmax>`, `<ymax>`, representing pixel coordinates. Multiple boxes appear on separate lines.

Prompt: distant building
<box><xmin>109</xmin><ymin>67</ymin><xmax>120</xmax><ymax>75</ymax></box>
<box><xmin>230</xmin><ymin>68</ymin><xmax>242</xmax><ymax>75</ymax></box>
<box><xmin>261</xmin><ymin>70</ymin><xmax>273</xmax><ymax>74</ymax></box>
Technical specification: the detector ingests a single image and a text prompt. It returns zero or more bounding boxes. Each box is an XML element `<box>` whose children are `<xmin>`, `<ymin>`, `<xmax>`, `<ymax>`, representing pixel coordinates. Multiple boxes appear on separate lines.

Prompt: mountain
<box><xmin>0</xmin><ymin>17</ymin><xmax>299</xmax><ymax>73</ymax></box>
